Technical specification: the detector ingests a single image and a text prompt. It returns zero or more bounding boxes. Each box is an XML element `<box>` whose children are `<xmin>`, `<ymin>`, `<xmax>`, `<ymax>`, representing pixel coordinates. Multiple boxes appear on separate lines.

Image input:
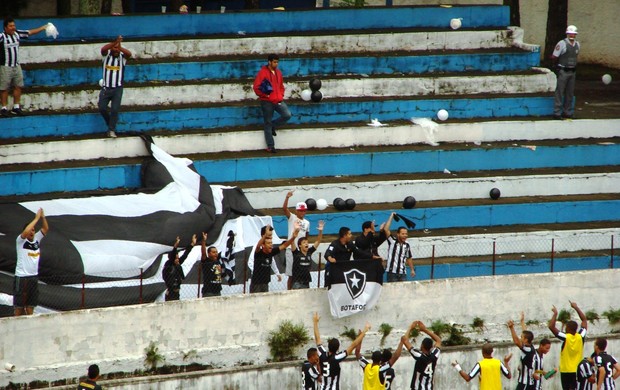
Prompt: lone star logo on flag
<box><xmin>344</xmin><ymin>268</ymin><xmax>366</xmax><ymax>299</ymax></box>
<box><xmin>328</xmin><ymin>260</ymin><xmax>384</xmax><ymax>318</ymax></box>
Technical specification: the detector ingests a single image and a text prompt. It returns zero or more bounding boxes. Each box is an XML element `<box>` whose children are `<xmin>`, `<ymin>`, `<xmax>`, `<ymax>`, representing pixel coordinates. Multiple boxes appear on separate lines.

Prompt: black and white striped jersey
<box><xmin>577</xmin><ymin>357</ymin><xmax>595</xmax><ymax>390</ymax></box>
<box><xmin>302</xmin><ymin>360</ymin><xmax>320</xmax><ymax>390</ymax></box>
<box><xmin>594</xmin><ymin>352</ymin><xmax>618</xmax><ymax>390</ymax></box>
<box><xmin>532</xmin><ymin>350</ymin><xmax>544</xmax><ymax>390</ymax></box>
<box><xmin>516</xmin><ymin>344</ymin><xmax>536</xmax><ymax>386</ymax></box>
<box><xmin>0</xmin><ymin>30</ymin><xmax>29</xmax><ymax>66</ymax></box>
<box><xmin>101</xmin><ymin>51</ymin><xmax>127</xmax><ymax>88</ymax></box>
<box><xmin>317</xmin><ymin>344</ymin><xmax>347</xmax><ymax>390</ymax></box>
<box><xmin>385</xmin><ymin>235</ymin><xmax>413</xmax><ymax>274</ymax></box>
<box><xmin>409</xmin><ymin>346</ymin><xmax>440</xmax><ymax>390</ymax></box>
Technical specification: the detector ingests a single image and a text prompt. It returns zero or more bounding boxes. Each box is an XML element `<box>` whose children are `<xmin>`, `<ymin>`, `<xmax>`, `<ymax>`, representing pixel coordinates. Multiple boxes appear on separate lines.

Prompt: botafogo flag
<box><xmin>328</xmin><ymin>260</ymin><xmax>384</xmax><ymax>318</ymax></box>
<box><xmin>0</xmin><ymin>137</ymin><xmax>277</xmax><ymax>315</ymax></box>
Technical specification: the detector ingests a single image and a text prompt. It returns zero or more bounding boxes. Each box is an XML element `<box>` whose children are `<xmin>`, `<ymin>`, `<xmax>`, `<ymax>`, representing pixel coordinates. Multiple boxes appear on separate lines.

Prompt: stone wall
<box><xmin>1</xmin><ymin>269</ymin><xmax>619</xmax><ymax>387</ymax></box>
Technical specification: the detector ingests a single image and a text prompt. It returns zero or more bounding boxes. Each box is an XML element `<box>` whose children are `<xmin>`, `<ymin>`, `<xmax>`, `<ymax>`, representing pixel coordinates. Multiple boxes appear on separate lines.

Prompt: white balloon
<box><xmin>316</xmin><ymin>198</ymin><xmax>328</xmax><ymax>211</ymax></box>
<box><xmin>450</xmin><ymin>18</ymin><xmax>462</xmax><ymax>30</ymax></box>
<box><xmin>602</xmin><ymin>74</ymin><xmax>612</xmax><ymax>85</ymax></box>
<box><xmin>437</xmin><ymin>109</ymin><xmax>449</xmax><ymax>121</ymax></box>
<box><xmin>98</xmin><ymin>79</ymin><xmax>104</xmax><ymax>87</ymax></box>
<box><xmin>300</xmin><ymin>89</ymin><xmax>312</xmax><ymax>101</ymax></box>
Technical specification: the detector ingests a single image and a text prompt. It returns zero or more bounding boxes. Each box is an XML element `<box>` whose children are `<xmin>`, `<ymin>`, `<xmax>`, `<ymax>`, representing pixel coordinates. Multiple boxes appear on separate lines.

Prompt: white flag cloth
<box><xmin>327</xmin><ymin>260</ymin><xmax>384</xmax><ymax>318</ymax></box>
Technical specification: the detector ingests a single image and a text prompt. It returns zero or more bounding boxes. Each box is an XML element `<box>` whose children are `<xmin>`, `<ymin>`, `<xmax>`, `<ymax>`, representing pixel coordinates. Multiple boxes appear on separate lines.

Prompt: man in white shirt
<box><xmin>14</xmin><ymin>207</ymin><xmax>49</xmax><ymax>316</ymax></box>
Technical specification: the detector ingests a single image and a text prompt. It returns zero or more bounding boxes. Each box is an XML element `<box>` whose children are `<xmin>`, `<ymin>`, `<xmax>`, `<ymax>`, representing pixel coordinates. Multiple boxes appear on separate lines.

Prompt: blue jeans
<box><xmin>98</xmin><ymin>86</ymin><xmax>124</xmax><ymax>131</ymax></box>
<box><xmin>260</xmin><ymin>100</ymin><xmax>291</xmax><ymax>148</ymax></box>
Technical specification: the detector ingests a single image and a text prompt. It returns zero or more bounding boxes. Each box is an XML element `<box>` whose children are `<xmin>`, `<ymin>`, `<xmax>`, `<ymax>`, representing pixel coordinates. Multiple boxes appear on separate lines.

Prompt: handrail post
<box><xmin>430</xmin><ymin>245</ymin><xmax>435</xmax><ymax>280</ymax></box>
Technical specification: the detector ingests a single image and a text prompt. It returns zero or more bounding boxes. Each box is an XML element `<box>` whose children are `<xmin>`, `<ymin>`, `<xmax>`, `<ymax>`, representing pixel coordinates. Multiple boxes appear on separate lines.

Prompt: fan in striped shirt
<box><xmin>402</xmin><ymin>320</ymin><xmax>442</xmax><ymax>390</ymax></box>
<box><xmin>576</xmin><ymin>357</ymin><xmax>595</xmax><ymax>390</ymax></box>
<box><xmin>1</xmin><ymin>17</ymin><xmax>47</xmax><ymax>117</ymax></box>
<box><xmin>313</xmin><ymin>312</ymin><xmax>370</xmax><ymax>390</ymax></box>
<box><xmin>383</xmin><ymin>223</ymin><xmax>415</xmax><ymax>283</ymax></box>
<box><xmin>593</xmin><ymin>338</ymin><xmax>620</xmax><ymax>390</ymax></box>
<box><xmin>507</xmin><ymin>319</ymin><xmax>537</xmax><ymax>389</ymax></box>
<box><xmin>532</xmin><ymin>338</ymin><xmax>553</xmax><ymax>389</ymax></box>
<box><xmin>98</xmin><ymin>35</ymin><xmax>132</xmax><ymax>138</ymax></box>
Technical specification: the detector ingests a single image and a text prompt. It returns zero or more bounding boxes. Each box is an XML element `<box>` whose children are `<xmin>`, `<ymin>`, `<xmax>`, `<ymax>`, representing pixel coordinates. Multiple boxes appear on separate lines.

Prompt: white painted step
<box><xmin>21</xmin><ymin>70</ymin><xmax>555</xmax><ymax>111</ymax></box>
<box><xmin>20</xmin><ymin>28</ymin><xmax>528</xmax><ymax>64</ymax></box>
<box><xmin>2</xmin><ymin>118</ymin><xmax>618</xmax><ymax>165</ymax></box>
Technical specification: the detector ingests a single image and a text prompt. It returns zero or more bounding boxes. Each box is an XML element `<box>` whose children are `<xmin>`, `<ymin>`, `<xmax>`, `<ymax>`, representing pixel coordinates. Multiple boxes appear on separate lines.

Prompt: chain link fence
<box><xmin>1</xmin><ymin>233</ymin><xmax>615</xmax><ymax>313</ymax></box>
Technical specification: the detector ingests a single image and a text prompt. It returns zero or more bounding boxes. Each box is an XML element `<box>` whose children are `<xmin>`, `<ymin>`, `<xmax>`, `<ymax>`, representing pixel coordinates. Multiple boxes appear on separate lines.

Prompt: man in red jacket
<box><xmin>253</xmin><ymin>54</ymin><xmax>291</xmax><ymax>153</ymax></box>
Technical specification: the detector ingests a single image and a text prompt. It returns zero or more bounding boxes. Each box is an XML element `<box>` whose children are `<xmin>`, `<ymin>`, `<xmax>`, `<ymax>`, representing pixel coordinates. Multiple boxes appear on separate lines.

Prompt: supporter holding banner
<box><xmin>328</xmin><ymin>260</ymin><xmax>384</xmax><ymax>318</ymax></box>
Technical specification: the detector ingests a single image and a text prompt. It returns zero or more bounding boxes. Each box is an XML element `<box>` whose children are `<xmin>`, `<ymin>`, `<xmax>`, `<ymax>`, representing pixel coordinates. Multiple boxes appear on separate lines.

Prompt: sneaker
<box><xmin>265</xmin><ymin>147</ymin><xmax>277</xmax><ymax>153</ymax></box>
<box><xmin>0</xmin><ymin>108</ymin><xmax>8</xmax><ymax>118</ymax></box>
<box><xmin>107</xmin><ymin>130</ymin><xmax>117</xmax><ymax>138</ymax></box>
<box><xmin>11</xmin><ymin>107</ymin><xmax>24</xmax><ymax>116</ymax></box>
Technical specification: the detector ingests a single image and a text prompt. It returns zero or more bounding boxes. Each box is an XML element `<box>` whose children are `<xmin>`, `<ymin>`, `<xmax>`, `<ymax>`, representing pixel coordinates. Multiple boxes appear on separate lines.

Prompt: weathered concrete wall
<box><xmin>520</xmin><ymin>0</ymin><xmax>620</xmax><ymax>67</ymax></box>
<box><xmin>80</xmin><ymin>336</ymin><xmax>620</xmax><ymax>389</ymax></box>
<box><xmin>1</xmin><ymin>269</ymin><xmax>619</xmax><ymax>386</ymax></box>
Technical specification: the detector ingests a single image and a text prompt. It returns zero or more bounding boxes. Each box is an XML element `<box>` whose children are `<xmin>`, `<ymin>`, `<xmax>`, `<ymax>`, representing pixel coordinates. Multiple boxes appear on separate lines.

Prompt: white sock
<box><xmin>13</xmin><ymin>104</ymin><xmax>20</xmax><ymax>109</ymax></box>
<box><xmin>1</xmin><ymin>106</ymin><xmax>6</xmax><ymax>110</ymax></box>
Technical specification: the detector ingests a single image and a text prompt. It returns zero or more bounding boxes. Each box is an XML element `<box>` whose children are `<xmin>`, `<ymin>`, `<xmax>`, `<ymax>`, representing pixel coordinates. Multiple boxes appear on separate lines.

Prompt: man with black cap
<box><xmin>78</xmin><ymin>364</ymin><xmax>102</xmax><ymax>390</ymax></box>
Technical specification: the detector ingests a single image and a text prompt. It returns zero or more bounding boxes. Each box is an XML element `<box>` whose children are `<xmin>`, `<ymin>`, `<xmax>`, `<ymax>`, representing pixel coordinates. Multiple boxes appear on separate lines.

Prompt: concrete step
<box><xmin>265</xmin><ymin>194</ymin><xmax>620</xmax><ymax>236</ymax></box>
<box><xmin>23</xmin><ymin>48</ymin><xmax>540</xmax><ymax>88</ymax></box>
<box><xmin>2</xmin><ymin>118</ymin><xmax>618</xmax><ymax>165</ymax></box>
<box><xmin>20</xmin><ymin>5</ymin><xmax>510</xmax><ymax>43</ymax></box>
<box><xmin>0</xmin><ymin>94</ymin><xmax>555</xmax><ymax>139</ymax></box>
<box><xmin>1</xmin><ymin>137</ymin><xmax>618</xmax><ymax>196</ymax></box>
<box><xmin>241</xmin><ymin>170</ymin><xmax>620</xmax><ymax>209</ymax></box>
<box><xmin>20</xmin><ymin>28</ymin><xmax>524</xmax><ymax>64</ymax></box>
<box><xmin>20</xmin><ymin>70</ymin><xmax>554</xmax><ymax>112</ymax></box>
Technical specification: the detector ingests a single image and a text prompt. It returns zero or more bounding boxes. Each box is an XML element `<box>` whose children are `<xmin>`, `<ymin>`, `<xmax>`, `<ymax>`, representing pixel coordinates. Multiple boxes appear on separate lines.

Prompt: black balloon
<box><xmin>311</xmin><ymin>90</ymin><xmax>323</xmax><ymax>102</ymax></box>
<box><xmin>489</xmin><ymin>188</ymin><xmax>501</xmax><ymax>200</ymax></box>
<box><xmin>345</xmin><ymin>198</ymin><xmax>356</xmax><ymax>210</ymax></box>
<box><xmin>403</xmin><ymin>196</ymin><xmax>417</xmax><ymax>209</ymax></box>
<box><xmin>305</xmin><ymin>198</ymin><xmax>317</xmax><ymax>211</ymax></box>
<box><xmin>333</xmin><ymin>197</ymin><xmax>346</xmax><ymax>211</ymax></box>
<box><xmin>309</xmin><ymin>78</ymin><xmax>322</xmax><ymax>91</ymax></box>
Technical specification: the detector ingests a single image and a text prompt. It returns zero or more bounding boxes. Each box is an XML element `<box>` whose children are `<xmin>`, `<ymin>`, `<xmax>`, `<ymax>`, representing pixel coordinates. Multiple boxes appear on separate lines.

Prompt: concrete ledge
<box><xmin>1</xmin><ymin>141</ymin><xmax>619</xmax><ymax>195</ymax></box>
<box><xmin>2</xmin><ymin>119</ymin><xmax>618</xmax><ymax>165</ymax></box>
<box><xmin>18</xmin><ymin>5</ymin><xmax>509</xmax><ymax>42</ymax></box>
<box><xmin>21</xmin><ymin>72</ymin><xmax>556</xmax><ymax>111</ymax></box>
<box><xmin>1</xmin><ymin>269</ymin><xmax>617</xmax><ymax>387</ymax></box>
<box><xmin>24</xmin><ymin>50</ymin><xmax>540</xmax><ymax>88</ymax></box>
<box><xmin>0</xmin><ymin>96</ymin><xmax>556</xmax><ymax>139</ymax></box>
<box><xmin>243</xmin><ymin>171</ymin><xmax>620</xmax><ymax>209</ymax></box>
<box><xmin>20</xmin><ymin>30</ymin><xmax>517</xmax><ymax>64</ymax></box>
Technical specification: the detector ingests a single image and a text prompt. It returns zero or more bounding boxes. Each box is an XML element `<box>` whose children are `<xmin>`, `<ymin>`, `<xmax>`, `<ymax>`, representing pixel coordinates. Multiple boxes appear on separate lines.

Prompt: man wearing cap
<box><xmin>283</xmin><ymin>191</ymin><xmax>310</xmax><ymax>289</ymax></box>
<box><xmin>551</xmin><ymin>25</ymin><xmax>580</xmax><ymax>120</ymax></box>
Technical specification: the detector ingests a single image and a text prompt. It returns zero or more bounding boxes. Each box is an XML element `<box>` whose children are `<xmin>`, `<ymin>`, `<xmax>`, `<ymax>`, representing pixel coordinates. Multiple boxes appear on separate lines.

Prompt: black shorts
<box><xmin>516</xmin><ymin>383</ymin><xmax>536</xmax><ymax>390</ymax></box>
<box><xmin>560</xmin><ymin>372</ymin><xmax>577</xmax><ymax>390</ymax></box>
<box><xmin>13</xmin><ymin>276</ymin><xmax>39</xmax><ymax>308</ymax></box>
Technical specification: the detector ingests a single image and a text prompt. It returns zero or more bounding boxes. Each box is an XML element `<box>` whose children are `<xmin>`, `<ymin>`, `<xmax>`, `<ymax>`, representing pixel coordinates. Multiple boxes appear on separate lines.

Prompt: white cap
<box><xmin>566</xmin><ymin>25</ymin><xmax>578</xmax><ymax>34</ymax></box>
<box><xmin>296</xmin><ymin>202</ymin><xmax>308</xmax><ymax>211</ymax></box>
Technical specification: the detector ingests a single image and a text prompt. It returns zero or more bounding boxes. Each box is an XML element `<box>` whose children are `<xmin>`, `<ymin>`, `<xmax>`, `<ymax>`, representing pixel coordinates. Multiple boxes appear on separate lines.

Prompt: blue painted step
<box><xmin>396</xmin><ymin>255</ymin><xmax>612</xmax><ymax>282</ymax></box>
<box><xmin>25</xmin><ymin>51</ymin><xmax>540</xmax><ymax>87</ymax></box>
<box><xmin>1</xmin><ymin>142</ymin><xmax>618</xmax><ymax>196</ymax></box>
<box><xmin>0</xmin><ymin>96</ymin><xmax>554</xmax><ymax>139</ymax></box>
<box><xmin>270</xmin><ymin>201</ymin><xmax>620</xmax><ymax>235</ymax></box>
<box><xmin>19</xmin><ymin>6</ymin><xmax>509</xmax><ymax>42</ymax></box>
